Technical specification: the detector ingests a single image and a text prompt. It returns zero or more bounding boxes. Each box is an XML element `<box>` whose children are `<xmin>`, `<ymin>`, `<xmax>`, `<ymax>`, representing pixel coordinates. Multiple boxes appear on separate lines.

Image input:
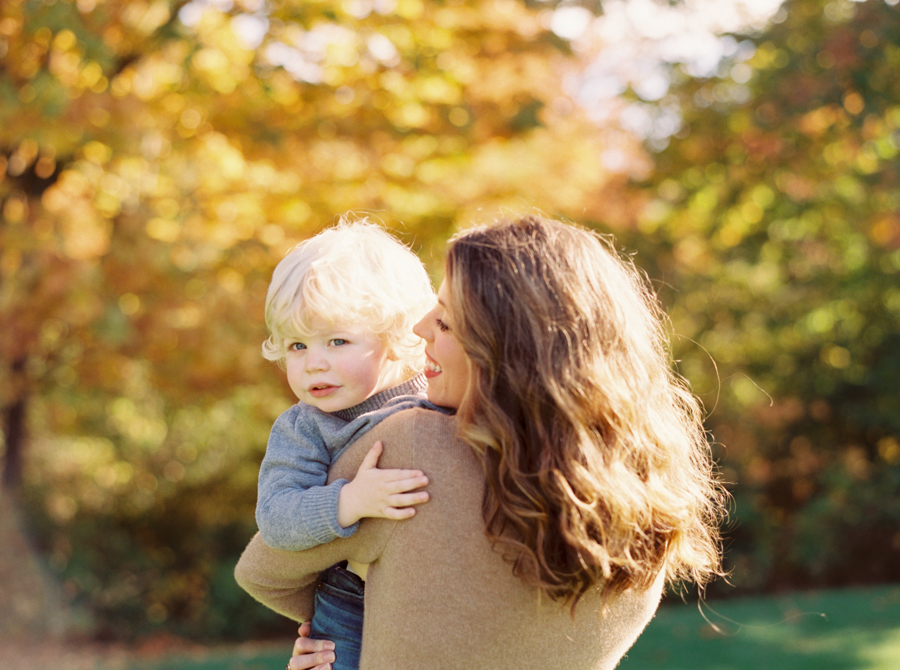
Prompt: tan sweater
<box><xmin>235</xmin><ymin>409</ymin><xmax>663</xmax><ymax>670</ymax></box>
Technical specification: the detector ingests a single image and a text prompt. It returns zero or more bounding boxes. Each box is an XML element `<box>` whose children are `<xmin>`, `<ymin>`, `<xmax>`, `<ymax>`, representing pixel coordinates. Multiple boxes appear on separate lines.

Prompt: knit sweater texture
<box><xmin>236</xmin><ymin>409</ymin><xmax>664</xmax><ymax>670</ymax></box>
<box><xmin>255</xmin><ymin>375</ymin><xmax>442</xmax><ymax>551</ymax></box>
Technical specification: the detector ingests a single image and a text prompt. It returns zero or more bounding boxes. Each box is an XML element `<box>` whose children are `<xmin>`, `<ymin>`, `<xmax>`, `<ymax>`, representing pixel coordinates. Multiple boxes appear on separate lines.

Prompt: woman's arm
<box><xmin>234</xmin><ymin>532</ymin><xmax>324</xmax><ymax>622</ymax></box>
<box><xmin>235</xmin><ymin>504</ymin><xmax>392</xmax><ymax>621</ymax></box>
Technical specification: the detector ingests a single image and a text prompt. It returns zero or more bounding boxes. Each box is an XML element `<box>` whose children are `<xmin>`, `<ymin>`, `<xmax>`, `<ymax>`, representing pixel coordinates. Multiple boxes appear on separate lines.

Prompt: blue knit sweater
<box><xmin>255</xmin><ymin>375</ymin><xmax>444</xmax><ymax>551</ymax></box>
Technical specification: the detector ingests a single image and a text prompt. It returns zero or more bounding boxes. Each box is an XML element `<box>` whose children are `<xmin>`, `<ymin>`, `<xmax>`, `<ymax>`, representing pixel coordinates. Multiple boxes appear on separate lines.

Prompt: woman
<box><xmin>235</xmin><ymin>215</ymin><xmax>725</xmax><ymax>670</ymax></box>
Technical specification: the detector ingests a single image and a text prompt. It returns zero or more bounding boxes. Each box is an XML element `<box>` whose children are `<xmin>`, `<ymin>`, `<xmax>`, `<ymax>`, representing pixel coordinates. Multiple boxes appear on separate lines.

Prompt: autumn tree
<box><xmin>1</xmin><ymin>0</ymin><xmax>645</xmax><ymax>639</ymax></box>
<box><xmin>629</xmin><ymin>0</ymin><xmax>900</xmax><ymax>593</ymax></box>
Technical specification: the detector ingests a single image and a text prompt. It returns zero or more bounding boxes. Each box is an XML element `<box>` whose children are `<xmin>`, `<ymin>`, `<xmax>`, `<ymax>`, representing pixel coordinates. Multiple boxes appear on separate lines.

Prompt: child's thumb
<box><xmin>359</xmin><ymin>441</ymin><xmax>384</xmax><ymax>470</ymax></box>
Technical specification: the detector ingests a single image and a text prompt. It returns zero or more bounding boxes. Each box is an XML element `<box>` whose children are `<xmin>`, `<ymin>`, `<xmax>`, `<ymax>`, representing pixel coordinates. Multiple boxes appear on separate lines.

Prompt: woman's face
<box><xmin>413</xmin><ymin>279</ymin><xmax>471</xmax><ymax>410</ymax></box>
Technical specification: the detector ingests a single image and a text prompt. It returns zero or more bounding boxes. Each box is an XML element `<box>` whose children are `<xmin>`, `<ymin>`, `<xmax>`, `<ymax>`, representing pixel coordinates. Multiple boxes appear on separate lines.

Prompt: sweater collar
<box><xmin>330</xmin><ymin>374</ymin><xmax>427</xmax><ymax>422</ymax></box>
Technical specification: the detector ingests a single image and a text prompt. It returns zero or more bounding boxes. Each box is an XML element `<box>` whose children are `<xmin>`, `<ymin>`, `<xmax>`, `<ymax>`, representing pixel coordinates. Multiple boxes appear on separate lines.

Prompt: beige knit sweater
<box><xmin>235</xmin><ymin>409</ymin><xmax>663</xmax><ymax>670</ymax></box>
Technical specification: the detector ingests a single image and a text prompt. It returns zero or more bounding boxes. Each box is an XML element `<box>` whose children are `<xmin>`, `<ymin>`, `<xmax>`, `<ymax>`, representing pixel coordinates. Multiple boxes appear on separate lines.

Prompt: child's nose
<box><xmin>305</xmin><ymin>348</ymin><xmax>329</xmax><ymax>371</ymax></box>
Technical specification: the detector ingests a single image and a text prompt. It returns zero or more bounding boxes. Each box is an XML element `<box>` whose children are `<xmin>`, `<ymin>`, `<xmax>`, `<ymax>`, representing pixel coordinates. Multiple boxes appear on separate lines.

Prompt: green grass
<box><xmin>620</xmin><ymin>584</ymin><xmax>900</xmax><ymax>670</ymax></box>
<box><xmin>128</xmin><ymin>585</ymin><xmax>900</xmax><ymax>670</ymax></box>
<box><xmin>123</xmin><ymin>644</ymin><xmax>292</xmax><ymax>670</ymax></box>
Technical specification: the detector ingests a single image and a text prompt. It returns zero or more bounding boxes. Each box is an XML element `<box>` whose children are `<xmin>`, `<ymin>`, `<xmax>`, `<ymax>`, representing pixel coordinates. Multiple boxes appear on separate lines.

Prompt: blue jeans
<box><xmin>309</xmin><ymin>562</ymin><xmax>365</xmax><ymax>670</ymax></box>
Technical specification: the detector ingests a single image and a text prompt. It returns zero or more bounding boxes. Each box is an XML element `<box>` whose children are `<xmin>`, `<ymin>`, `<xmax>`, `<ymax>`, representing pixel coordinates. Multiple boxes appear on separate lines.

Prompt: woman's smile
<box><xmin>412</xmin><ymin>280</ymin><xmax>470</xmax><ymax>409</ymax></box>
<box><xmin>423</xmin><ymin>353</ymin><xmax>443</xmax><ymax>377</ymax></box>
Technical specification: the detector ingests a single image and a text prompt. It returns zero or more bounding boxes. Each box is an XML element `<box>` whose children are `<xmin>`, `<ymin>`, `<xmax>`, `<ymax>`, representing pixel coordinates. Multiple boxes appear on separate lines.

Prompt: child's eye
<box><xmin>436</xmin><ymin>318</ymin><xmax>450</xmax><ymax>333</ymax></box>
<box><xmin>331</xmin><ymin>338</ymin><xmax>348</xmax><ymax>346</ymax></box>
<box><xmin>289</xmin><ymin>342</ymin><xmax>306</xmax><ymax>351</ymax></box>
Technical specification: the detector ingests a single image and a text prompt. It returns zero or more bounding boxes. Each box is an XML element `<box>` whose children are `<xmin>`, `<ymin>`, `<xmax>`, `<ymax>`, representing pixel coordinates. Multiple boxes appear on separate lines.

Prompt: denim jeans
<box><xmin>309</xmin><ymin>562</ymin><xmax>365</xmax><ymax>670</ymax></box>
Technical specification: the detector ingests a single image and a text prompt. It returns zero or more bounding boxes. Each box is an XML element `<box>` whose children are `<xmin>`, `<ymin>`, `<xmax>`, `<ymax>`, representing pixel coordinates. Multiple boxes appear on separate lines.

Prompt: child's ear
<box><xmin>386</xmin><ymin>349</ymin><xmax>398</xmax><ymax>361</ymax></box>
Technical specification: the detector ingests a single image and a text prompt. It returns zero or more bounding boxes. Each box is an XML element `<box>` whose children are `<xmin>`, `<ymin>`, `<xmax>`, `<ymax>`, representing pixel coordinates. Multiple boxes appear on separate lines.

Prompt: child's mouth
<box><xmin>309</xmin><ymin>385</ymin><xmax>338</xmax><ymax>398</ymax></box>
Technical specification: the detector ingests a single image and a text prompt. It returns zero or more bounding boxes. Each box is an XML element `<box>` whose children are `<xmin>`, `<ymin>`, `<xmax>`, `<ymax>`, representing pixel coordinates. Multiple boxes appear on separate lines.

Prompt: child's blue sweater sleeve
<box><xmin>255</xmin><ymin>406</ymin><xmax>359</xmax><ymax>551</ymax></box>
<box><xmin>255</xmin><ymin>388</ymin><xmax>449</xmax><ymax>552</ymax></box>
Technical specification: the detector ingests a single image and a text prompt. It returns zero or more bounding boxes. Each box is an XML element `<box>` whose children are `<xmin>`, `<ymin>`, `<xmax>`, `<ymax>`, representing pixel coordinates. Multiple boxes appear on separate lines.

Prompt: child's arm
<box><xmin>238</xmin><ymin>448</ymin><xmax>403</xmax><ymax>621</ymax></box>
<box><xmin>256</xmin><ymin>407</ymin><xmax>357</xmax><ymax>551</ymax></box>
<box><xmin>237</xmin><ymin>408</ymin><xmax>442</xmax><ymax>622</ymax></box>
<box><xmin>256</xmin><ymin>406</ymin><xmax>429</xmax><ymax>551</ymax></box>
<box><xmin>337</xmin><ymin>440</ymin><xmax>430</xmax><ymax>528</ymax></box>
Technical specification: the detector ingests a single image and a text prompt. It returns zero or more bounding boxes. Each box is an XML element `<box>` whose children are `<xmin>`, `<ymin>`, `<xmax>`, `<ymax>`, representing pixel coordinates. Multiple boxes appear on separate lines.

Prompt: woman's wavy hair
<box><xmin>445</xmin><ymin>215</ymin><xmax>725</xmax><ymax>607</ymax></box>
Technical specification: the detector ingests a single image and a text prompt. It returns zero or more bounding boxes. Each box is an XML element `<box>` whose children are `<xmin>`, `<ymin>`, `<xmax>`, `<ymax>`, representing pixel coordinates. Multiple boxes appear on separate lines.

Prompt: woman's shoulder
<box><xmin>333</xmin><ymin>408</ymin><xmax>460</xmax><ymax>476</ymax></box>
<box><xmin>373</xmin><ymin>406</ymin><xmax>458</xmax><ymax>439</ymax></box>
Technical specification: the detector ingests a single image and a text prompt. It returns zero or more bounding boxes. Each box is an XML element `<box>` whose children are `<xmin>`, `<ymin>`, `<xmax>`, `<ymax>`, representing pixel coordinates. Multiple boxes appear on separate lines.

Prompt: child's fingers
<box><xmin>387</xmin><ymin>490</ymin><xmax>430</xmax><ymax>508</ymax></box>
<box><xmin>383</xmin><ymin>506</ymin><xmax>418</xmax><ymax>520</ymax></box>
<box><xmin>381</xmin><ymin>473</ymin><xmax>429</xmax><ymax>494</ymax></box>
<box><xmin>373</xmin><ymin>468</ymin><xmax>428</xmax><ymax>484</ymax></box>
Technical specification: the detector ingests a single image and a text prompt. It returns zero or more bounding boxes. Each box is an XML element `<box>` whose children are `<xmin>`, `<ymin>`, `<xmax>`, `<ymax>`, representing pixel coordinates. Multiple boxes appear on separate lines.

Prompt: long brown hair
<box><xmin>446</xmin><ymin>216</ymin><xmax>725</xmax><ymax>606</ymax></box>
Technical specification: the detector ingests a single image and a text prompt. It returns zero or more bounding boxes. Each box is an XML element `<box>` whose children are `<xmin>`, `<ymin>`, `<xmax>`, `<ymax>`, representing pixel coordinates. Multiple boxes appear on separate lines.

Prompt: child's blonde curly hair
<box><xmin>262</xmin><ymin>216</ymin><xmax>435</xmax><ymax>387</ymax></box>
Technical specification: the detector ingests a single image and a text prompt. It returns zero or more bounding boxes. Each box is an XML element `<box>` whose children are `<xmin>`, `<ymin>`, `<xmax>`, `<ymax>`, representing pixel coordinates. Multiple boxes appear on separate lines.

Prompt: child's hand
<box><xmin>337</xmin><ymin>441</ymin><xmax>429</xmax><ymax>528</ymax></box>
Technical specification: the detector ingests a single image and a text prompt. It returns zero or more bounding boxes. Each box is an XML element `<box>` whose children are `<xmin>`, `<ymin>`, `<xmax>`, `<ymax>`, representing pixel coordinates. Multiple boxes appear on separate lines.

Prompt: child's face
<box><xmin>285</xmin><ymin>321</ymin><xmax>392</xmax><ymax>413</ymax></box>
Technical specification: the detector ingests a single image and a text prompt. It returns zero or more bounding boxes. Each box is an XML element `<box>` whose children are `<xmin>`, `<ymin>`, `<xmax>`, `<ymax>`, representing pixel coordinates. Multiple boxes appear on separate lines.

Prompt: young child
<box><xmin>251</xmin><ymin>218</ymin><xmax>443</xmax><ymax>670</ymax></box>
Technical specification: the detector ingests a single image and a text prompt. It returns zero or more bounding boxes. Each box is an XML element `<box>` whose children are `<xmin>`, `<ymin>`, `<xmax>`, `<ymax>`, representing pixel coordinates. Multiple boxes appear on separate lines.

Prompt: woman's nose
<box><xmin>413</xmin><ymin>314</ymin><xmax>430</xmax><ymax>341</ymax></box>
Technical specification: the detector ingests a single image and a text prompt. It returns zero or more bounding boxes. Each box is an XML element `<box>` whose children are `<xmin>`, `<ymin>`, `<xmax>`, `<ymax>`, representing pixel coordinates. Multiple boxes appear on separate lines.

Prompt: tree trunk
<box><xmin>0</xmin><ymin>371</ymin><xmax>77</xmax><ymax>642</ymax></box>
<box><xmin>3</xmin><ymin>356</ymin><xmax>27</xmax><ymax>491</ymax></box>
<box><xmin>0</xmin><ymin>490</ymin><xmax>71</xmax><ymax>642</ymax></box>
<box><xmin>2</xmin><ymin>396</ymin><xmax>26</xmax><ymax>490</ymax></box>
